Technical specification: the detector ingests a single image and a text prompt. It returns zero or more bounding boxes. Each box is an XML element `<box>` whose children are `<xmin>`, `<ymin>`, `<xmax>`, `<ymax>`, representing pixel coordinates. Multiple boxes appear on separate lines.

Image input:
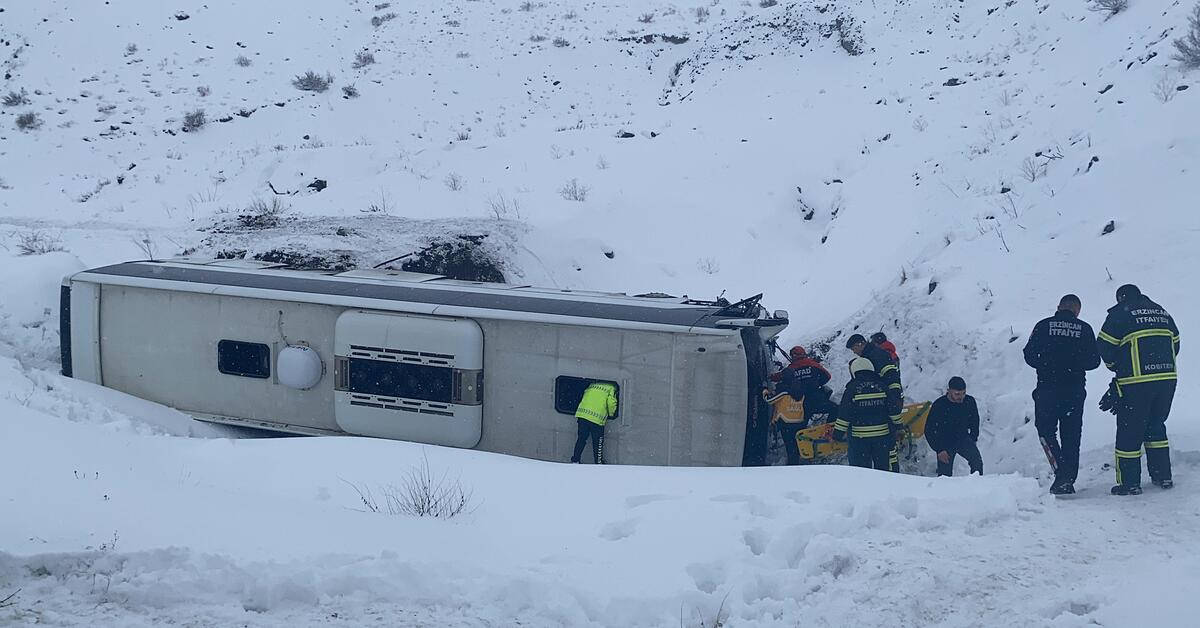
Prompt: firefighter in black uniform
<box><xmin>925</xmin><ymin>377</ymin><xmax>983</xmax><ymax>476</ymax></box>
<box><xmin>1023</xmin><ymin>294</ymin><xmax>1101</xmax><ymax>494</ymax></box>
<box><xmin>846</xmin><ymin>333</ymin><xmax>903</xmax><ymax>425</ymax></box>
<box><xmin>832</xmin><ymin>357</ymin><xmax>898</xmax><ymax>472</ymax></box>
<box><xmin>847</xmin><ymin>333</ymin><xmax>904</xmax><ymax>470</ymax></box>
<box><xmin>1098</xmin><ymin>284</ymin><xmax>1181</xmax><ymax>495</ymax></box>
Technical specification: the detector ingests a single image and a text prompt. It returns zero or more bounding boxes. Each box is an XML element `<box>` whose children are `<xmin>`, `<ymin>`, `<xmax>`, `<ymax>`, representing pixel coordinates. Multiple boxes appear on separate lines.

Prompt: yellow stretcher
<box><xmin>791</xmin><ymin>401</ymin><xmax>932</xmax><ymax>463</ymax></box>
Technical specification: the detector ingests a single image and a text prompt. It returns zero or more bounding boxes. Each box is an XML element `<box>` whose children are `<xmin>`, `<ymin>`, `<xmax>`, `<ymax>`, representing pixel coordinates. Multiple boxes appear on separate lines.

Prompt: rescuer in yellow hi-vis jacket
<box><xmin>765</xmin><ymin>388</ymin><xmax>807</xmax><ymax>465</ymax></box>
<box><xmin>571</xmin><ymin>382</ymin><xmax>618</xmax><ymax>464</ymax></box>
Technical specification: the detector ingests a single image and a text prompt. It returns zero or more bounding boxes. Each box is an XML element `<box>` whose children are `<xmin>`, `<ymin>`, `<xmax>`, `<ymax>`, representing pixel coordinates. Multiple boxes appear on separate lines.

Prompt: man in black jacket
<box><xmin>925</xmin><ymin>377</ymin><xmax>983</xmax><ymax>476</ymax></box>
<box><xmin>1098</xmin><ymin>284</ymin><xmax>1181</xmax><ymax>495</ymax></box>
<box><xmin>1023</xmin><ymin>294</ymin><xmax>1101</xmax><ymax>495</ymax></box>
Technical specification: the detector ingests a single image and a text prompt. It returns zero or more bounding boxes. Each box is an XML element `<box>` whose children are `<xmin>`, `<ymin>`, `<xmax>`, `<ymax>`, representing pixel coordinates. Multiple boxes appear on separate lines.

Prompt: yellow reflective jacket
<box><xmin>764</xmin><ymin>390</ymin><xmax>806</xmax><ymax>424</ymax></box>
<box><xmin>575</xmin><ymin>383</ymin><xmax>618</xmax><ymax>426</ymax></box>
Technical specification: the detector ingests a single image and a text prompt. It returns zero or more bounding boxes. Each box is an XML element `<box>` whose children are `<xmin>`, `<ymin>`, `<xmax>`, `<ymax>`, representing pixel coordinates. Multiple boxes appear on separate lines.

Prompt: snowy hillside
<box><xmin>2</xmin><ymin>0</ymin><xmax>1199</xmax><ymax>625</ymax></box>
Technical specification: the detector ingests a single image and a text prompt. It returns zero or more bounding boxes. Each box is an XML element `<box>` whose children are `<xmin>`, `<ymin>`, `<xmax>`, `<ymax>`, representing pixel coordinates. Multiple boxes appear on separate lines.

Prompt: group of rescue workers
<box><xmin>764</xmin><ymin>283</ymin><xmax>1180</xmax><ymax>496</ymax></box>
<box><xmin>766</xmin><ymin>330</ymin><xmax>984</xmax><ymax>476</ymax></box>
<box><xmin>567</xmin><ymin>282</ymin><xmax>1180</xmax><ymax>497</ymax></box>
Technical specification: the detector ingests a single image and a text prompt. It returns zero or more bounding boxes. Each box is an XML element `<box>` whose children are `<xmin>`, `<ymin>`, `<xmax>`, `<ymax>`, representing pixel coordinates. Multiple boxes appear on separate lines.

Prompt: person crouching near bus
<box><xmin>924</xmin><ymin>377</ymin><xmax>983</xmax><ymax>476</ymax></box>
<box><xmin>832</xmin><ymin>357</ymin><xmax>899</xmax><ymax>472</ymax></box>
<box><xmin>571</xmin><ymin>382</ymin><xmax>618</xmax><ymax>464</ymax></box>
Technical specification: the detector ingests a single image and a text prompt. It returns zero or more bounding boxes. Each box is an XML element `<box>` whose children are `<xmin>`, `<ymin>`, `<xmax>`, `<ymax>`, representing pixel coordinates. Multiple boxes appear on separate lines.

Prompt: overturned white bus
<box><xmin>60</xmin><ymin>258</ymin><xmax>788</xmax><ymax>466</ymax></box>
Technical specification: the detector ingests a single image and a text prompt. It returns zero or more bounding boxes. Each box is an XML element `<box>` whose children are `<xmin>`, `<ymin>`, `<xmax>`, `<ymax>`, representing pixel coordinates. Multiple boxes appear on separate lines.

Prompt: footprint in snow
<box><xmin>742</xmin><ymin>527</ymin><xmax>769</xmax><ymax>556</ymax></box>
<box><xmin>686</xmin><ymin>561</ymin><xmax>726</xmax><ymax>595</ymax></box>
<box><xmin>599</xmin><ymin>519</ymin><xmax>637</xmax><ymax>541</ymax></box>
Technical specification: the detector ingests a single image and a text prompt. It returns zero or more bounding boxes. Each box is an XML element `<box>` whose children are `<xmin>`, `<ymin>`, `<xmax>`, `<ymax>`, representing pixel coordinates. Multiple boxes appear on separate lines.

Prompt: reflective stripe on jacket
<box><xmin>576</xmin><ymin>383</ymin><xmax>618</xmax><ymax>426</ymax></box>
<box><xmin>765</xmin><ymin>391</ymin><xmax>806</xmax><ymax>424</ymax></box>
<box><xmin>832</xmin><ymin>374</ymin><xmax>894</xmax><ymax>440</ymax></box>
<box><xmin>1098</xmin><ymin>295</ymin><xmax>1180</xmax><ymax>389</ymax></box>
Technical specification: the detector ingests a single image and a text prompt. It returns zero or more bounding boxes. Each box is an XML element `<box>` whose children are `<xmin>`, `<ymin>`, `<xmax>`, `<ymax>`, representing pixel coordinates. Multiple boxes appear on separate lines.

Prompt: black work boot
<box><xmin>1153</xmin><ymin>479</ymin><xmax>1175</xmax><ymax>489</ymax></box>
<box><xmin>1111</xmin><ymin>484</ymin><xmax>1143</xmax><ymax>496</ymax></box>
<box><xmin>1115</xmin><ymin>456</ymin><xmax>1143</xmax><ymax>491</ymax></box>
<box><xmin>1146</xmin><ymin>447</ymin><xmax>1172</xmax><ymax>486</ymax></box>
<box><xmin>1049</xmin><ymin>483</ymin><xmax>1075</xmax><ymax>495</ymax></box>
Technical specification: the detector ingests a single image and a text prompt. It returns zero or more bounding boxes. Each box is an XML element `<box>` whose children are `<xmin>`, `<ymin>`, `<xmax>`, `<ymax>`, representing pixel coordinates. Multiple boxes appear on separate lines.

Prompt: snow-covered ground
<box><xmin>5</xmin><ymin>399</ymin><xmax>1200</xmax><ymax>627</ymax></box>
<box><xmin>2</xmin><ymin>0</ymin><xmax>1199</xmax><ymax>625</ymax></box>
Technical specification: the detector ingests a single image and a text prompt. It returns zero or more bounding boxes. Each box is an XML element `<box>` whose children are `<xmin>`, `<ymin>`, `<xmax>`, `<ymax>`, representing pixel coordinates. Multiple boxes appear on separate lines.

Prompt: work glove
<box><xmin>1098</xmin><ymin>380</ymin><xmax>1119</xmax><ymax>415</ymax></box>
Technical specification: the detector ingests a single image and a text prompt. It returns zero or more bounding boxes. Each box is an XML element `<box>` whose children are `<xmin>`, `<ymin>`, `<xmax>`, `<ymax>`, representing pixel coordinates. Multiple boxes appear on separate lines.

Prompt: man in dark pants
<box><xmin>1023</xmin><ymin>294</ymin><xmax>1101</xmax><ymax>494</ymax></box>
<box><xmin>1098</xmin><ymin>284</ymin><xmax>1181</xmax><ymax>495</ymax></box>
<box><xmin>924</xmin><ymin>377</ymin><xmax>983</xmax><ymax>476</ymax></box>
<box><xmin>570</xmin><ymin>381</ymin><xmax>618</xmax><ymax>464</ymax></box>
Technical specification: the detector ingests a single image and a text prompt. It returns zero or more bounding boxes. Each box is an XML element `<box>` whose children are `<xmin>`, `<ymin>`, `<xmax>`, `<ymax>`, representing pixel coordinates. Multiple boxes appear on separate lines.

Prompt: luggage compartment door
<box><xmin>333</xmin><ymin>311</ymin><xmax>484</xmax><ymax>448</ymax></box>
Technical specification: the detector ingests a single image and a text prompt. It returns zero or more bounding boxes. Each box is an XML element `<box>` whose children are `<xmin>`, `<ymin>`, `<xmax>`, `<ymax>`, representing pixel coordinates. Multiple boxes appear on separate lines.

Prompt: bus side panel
<box><xmin>98</xmin><ymin>285</ymin><xmax>340</xmax><ymax>432</ymax></box>
<box><xmin>475</xmin><ymin>320</ymin><xmax>674</xmax><ymax>465</ymax></box>
<box><xmin>670</xmin><ymin>333</ymin><xmax>748</xmax><ymax>466</ymax></box>
<box><xmin>332</xmin><ymin>310</ymin><xmax>484</xmax><ymax>448</ymax></box>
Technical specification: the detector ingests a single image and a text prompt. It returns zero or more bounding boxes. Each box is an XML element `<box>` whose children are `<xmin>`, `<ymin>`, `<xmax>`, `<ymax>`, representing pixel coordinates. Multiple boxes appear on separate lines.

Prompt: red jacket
<box><xmin>878</xmin><ymin>340</ymin><xmax>900</xmax><ymax>363</ymax></box>
<box><xmin>770</xmin><ymin>358</ymin><xmax>832</xmax><ymax>385</ymax></box>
